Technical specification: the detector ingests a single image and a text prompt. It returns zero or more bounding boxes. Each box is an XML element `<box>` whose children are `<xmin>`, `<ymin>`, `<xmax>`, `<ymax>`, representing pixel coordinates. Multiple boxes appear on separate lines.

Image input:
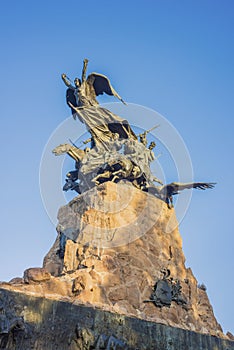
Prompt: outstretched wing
<box><xmin>87</xmin><ymin>72</ymin><xmax>126</xmax><ymax>104</ymax></box>
<box><xmin>170</xmin><ymin>182</ymin><xmax>216</xmax><ymax>191</ymax></box>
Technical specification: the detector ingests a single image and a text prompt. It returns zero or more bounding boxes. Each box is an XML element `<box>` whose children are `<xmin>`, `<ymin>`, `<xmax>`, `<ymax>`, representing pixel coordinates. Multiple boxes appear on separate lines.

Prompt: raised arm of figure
<box><xmin>81</xmin><ymin>59</ymin><xmax>89</xmax><ymax>83</ymax></box>
<box><xmin>61</xmin><ymin>73</ymin><xmax>75</xmax><ymax>89</ymax></box>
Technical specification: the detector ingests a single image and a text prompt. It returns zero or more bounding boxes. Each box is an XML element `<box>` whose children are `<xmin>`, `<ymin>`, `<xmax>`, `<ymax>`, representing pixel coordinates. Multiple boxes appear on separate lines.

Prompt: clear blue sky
<box><xmin>0</xmin><ymin>0</ymin><xmax>233</xmax><ymax>334</ymax></box>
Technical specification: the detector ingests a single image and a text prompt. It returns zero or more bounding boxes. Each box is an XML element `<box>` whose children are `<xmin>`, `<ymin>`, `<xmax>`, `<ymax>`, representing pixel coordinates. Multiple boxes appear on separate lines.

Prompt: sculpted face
<box><xmin>74</xmin><ymin>78</ymin><xmax>81</xmax><ymax>87</ymax></box>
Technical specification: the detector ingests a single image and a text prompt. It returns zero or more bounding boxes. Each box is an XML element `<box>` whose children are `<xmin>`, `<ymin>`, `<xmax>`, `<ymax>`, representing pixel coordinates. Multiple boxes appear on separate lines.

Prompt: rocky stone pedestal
<box><xmin>0</xmin><ymin>181</ymin><xmax>233</xmax><ymax>349</ymax></box>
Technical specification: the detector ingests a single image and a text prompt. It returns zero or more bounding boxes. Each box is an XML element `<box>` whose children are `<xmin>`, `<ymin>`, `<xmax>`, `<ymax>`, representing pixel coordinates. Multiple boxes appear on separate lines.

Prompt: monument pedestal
<box><xmin>0</xmin><ymin>289</ymin><xmax>234</xmax><ymax>350</ymax></box>
<box><xmin>0</xmin><ymin>182</ymin><xmax>233</xmax><ymax>349</ymax></box>
<box><xmin>43</xmin><ymin>182</ymin><xmax>224</xmax><ymax>336</ymax></box>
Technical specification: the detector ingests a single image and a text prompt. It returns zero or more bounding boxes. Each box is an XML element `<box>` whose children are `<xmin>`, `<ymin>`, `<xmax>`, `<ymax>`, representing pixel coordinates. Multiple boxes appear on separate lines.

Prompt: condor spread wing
<box><xmin>87</xmin><ymin>73</ymin><xmax>126</xmax><ymax>104</ymax></box>
<box><xmin>165</xmin><ymin>182</ymin><xmax>216</xmax><ymax>195</ymax></box>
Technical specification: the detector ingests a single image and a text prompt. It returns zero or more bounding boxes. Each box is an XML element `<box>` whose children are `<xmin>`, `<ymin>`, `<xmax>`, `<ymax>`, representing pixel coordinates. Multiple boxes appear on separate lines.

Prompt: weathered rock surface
<box><xmin>0</xmin><ymin>289</ymin><xmax>234</xmax><ymax>350</ymax></box>
<box><xmin>23</xmin><ymin>268</ymin><xmax>51</xmax><ymax>284</ymax></box>
<box><xmin>0</xmin><ymin>181</ymin><xmax>233</xmax><ymax>348</ymax></box>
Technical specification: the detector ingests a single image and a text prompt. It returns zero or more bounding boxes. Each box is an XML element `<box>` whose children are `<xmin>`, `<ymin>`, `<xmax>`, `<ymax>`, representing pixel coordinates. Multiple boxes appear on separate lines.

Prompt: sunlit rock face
<box><xmin>1</xmin><ymin>181</ymin><xmax>233</xmax><ymax>349</ymax></box>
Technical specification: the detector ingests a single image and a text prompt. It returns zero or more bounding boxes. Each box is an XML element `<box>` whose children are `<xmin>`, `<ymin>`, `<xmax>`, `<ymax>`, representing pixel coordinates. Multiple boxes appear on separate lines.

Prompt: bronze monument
<box><xmin>57</xmin><ymin>58</ymin><xmax>215</xmax><ymax>207</ymax></box>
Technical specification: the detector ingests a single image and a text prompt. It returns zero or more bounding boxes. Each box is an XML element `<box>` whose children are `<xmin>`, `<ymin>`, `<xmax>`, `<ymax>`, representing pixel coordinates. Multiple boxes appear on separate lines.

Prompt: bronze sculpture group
<box><xmin>54</xmin><ymin>59</ymin><xmax>215</xmax><ymax>208</ymax></box>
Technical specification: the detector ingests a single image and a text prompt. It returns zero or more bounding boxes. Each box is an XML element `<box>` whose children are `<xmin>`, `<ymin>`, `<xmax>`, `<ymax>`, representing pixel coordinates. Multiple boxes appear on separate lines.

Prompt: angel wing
<box><xmin>87</xmin><ymin>72</ymin><xmax>126</xmax><ymax>104</ymax></box>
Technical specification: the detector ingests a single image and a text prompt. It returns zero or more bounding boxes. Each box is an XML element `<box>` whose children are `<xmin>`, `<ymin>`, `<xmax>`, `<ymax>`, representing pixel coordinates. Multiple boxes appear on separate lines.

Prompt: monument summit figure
<box><xmin>61</xmin><ymin>58</ymin><xmax>136</xmax><ymax>150</ymax></box>
<box><xmin>57</xmin><ymin>58</ymin><xmax>215</xmax><ymax>205</ymax></box>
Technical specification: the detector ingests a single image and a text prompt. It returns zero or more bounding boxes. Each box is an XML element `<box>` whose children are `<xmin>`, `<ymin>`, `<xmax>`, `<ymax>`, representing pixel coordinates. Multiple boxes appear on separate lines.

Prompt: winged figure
<box><xmin>62</xmin><ymin>70</ymin><xmax>126</xmax><ymax>110</ymax></box>
<box><xmin>61</xmin><ymin>59</ymin><xmax>136</xmax><ymax>148</ymax></box>
<box><xmin>148</xmin><ymin>182</ymin><xmax>216</xmax><ymax>208</ymax></box>
<box><xmin>86</xmin><ymin>72</ymin><xmax>126</xmax><ymax>104</ymax></box>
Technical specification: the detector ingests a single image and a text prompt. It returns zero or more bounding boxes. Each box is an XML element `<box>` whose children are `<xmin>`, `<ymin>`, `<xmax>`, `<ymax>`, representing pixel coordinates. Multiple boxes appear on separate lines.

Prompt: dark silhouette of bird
<box><xmin>148</xmin><ymin>182</ymin><xmax>216</xmax><ymax>208</ymax></box>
